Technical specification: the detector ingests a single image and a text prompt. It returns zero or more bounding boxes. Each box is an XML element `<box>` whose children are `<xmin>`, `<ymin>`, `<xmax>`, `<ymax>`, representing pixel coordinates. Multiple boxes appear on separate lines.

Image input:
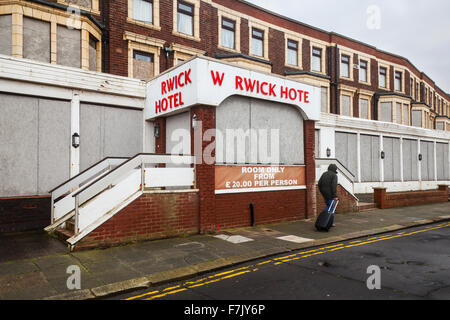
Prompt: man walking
<box><xmin>318</xmin><ymin>164</ymin><xmax>339</xmax><ymax>228</ymax></box>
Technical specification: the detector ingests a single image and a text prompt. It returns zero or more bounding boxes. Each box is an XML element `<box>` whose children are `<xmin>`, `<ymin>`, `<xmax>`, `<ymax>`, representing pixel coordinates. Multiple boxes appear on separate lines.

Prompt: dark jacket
<box><xmin>318</xmin><ymin>164</ymin><xmax>338</xmax><ymax>201</ymax></box>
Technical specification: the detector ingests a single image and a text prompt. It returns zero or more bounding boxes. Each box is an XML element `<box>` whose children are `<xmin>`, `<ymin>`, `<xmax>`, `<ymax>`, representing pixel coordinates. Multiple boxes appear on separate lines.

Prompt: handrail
<box><xmin>70</xmin><ymin>153</ymin><xmax>195</xmax><ymax>237</ymax></box>
<box><xmin>49</xmin><ymin>157</ymin><xmax>129</xmax><ymax>198</ymax></box>
<box><xmin>49</xmin><ymin>157</ymin><xmax>129</xmax><ymax>224</ymax></box>
<box><xmin>316</xmin><ymin>158</ymin><xmax>355</xmax><ymax>183</ymax></box>
<box><xmin>72</xmin><ymin>153</ymin><xmax>195</xmax><ymax>203</ymax></box>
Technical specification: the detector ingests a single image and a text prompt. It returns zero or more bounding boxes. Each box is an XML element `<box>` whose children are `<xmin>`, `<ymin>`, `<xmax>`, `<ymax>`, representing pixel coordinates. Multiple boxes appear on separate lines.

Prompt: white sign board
<box><xmin>146</xmin><ymin>56</ymin><xmax>321</xmax><ymax>121</ymax></box>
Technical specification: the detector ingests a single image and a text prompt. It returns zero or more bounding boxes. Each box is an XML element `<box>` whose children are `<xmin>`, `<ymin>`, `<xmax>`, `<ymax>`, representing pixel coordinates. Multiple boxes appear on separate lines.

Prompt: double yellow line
<box><xmin>125</xmin><ymin>222</ymin><xmax>450</xmax><ymax>300</ymax></box>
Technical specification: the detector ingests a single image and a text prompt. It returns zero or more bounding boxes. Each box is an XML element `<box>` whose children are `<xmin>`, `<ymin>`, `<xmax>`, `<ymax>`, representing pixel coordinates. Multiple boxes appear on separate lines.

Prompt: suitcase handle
<box><xmin>329</xmin><ymin>200</ymin><xmax>339</xmax><ymax>214</ymax></box>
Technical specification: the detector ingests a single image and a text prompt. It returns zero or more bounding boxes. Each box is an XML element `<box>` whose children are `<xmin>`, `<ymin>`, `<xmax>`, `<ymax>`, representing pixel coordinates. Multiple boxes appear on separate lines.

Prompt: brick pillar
<box><xmin>191</xmin><ymin>105</ymin><xmax>216</xmax><ymax>233</ymax></box>
<box><xmin>154</xmin><ymin>117</ymin><xmax>166</xmax><ymax>154</ymax></box>
<box><xmin>438</xmin><ymin>185</ymin><xmax>449</xmax><ymax>199</ymax></box>
<box><xmin>373</xmin><ymin>187</ymin><xmax>386</xmax><ymax>209</ymax></box>
<box><xmin>304</xmin><ymin>120</ymin><xmax>316</xmax><ymax>219</ymax></box>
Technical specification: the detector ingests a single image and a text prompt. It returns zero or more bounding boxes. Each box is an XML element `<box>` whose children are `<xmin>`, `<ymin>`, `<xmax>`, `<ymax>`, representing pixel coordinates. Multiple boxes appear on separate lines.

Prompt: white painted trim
<box><xmin>215</xmin><ymin>186</ymin><xmax>306</xmax><ymax>194</ymax></box>
<box><xmin>70</xmin><ymin>93</ymin><xmax>80</xmax><ymax>178</ymax></box>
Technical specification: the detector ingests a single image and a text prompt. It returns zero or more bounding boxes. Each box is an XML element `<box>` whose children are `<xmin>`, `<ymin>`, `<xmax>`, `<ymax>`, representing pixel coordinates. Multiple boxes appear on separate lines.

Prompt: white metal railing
<box><xmin>47</xmin><ymin>157</ymin><xmax>129</xmax><ymax>228</ymax></box>
<box><xmin>69</xmin><ymin>153</ymin><xmax>195</xmax><ymax>240</ymax></box>
<box><xmin>316</xmin><ymin>158</ymin><xmax>356</xmax><ymax>198</ymax></box>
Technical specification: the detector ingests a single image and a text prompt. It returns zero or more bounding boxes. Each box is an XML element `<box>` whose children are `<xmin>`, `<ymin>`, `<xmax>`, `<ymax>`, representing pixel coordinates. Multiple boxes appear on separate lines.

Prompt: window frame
<box><xmin>133</xmin><ymin>0</ymin><xmax>154</xmax><ymax>24</ymax></box>
<box><xmin>221</xmin><ymin>17</ymin><xmax>236</xmax><ymax>50</ymax></box>
<box><xmin>251</xmin><ymin>27</ymin><xmax>264</xmax><ymax>57</ymax></box>
<box><xmin>286</xmin><ymin>39</ymin><xmax>299</xmax><ymax>67</ymax></box>
<box><xmin>359</xmin><ymin>59</ymin><xmax>368</xmax><ymax>83</ymax></box>
<box><xmin>379</xmin><ymin>66</ymin><xmax>387</xmax><ymax>89</ymax></box>
<box><xmin>311</xmin><ymin>47</ymin><xmax>323</xmax><ymax>73</ymax></box>
<box><xmin>340</xmin><ymin>54</ymin><xmax>350</xmax><ymax>79</ymax></box>
<box><xmin>177</xmin><ymin>0</ymin><xmax>194</xmax><ymax>36</ymax></box>
<box><xmin>394</xmin><ymin>70</ymin><xmax>403</xmax><ymax>92</ymax></box>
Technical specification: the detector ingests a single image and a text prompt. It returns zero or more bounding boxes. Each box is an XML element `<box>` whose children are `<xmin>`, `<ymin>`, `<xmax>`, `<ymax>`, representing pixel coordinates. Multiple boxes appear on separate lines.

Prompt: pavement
<box><xmin>0</xmin><ymin>202</ymin><xmax>449</xmax><ymax>300</ymax></box>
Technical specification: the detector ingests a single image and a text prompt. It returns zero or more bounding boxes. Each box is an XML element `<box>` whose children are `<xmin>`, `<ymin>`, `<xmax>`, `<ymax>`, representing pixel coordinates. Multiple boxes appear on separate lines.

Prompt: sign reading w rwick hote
<box><xmin>145</xmin><ymin>56</ymin><xmax>321</xmax><ymax>121</ymax></box>
<box><xmin>215</xmin><ymin>165</ymin><xmax>306</xmax><ymax>194</ymax></box>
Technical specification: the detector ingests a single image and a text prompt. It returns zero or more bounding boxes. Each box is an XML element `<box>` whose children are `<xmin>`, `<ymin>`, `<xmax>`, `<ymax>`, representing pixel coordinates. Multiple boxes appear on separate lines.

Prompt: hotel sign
<box><xmin>146</xmin><ymin>56</ymin><xmax>321</xmax><ymax>121</ymax></box>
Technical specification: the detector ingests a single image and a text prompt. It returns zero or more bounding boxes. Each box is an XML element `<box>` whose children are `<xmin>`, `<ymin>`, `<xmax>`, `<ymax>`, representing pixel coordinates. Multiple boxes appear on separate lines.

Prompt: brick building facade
<box><xmin>0</xmin><ymin>0</ymin><xmax>449</xmax><ymax>130</ymax></box>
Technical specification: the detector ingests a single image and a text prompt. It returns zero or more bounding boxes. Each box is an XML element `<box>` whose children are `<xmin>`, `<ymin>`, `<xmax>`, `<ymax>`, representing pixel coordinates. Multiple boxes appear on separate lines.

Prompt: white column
<box><xmin>400</xmin><ymin>137</ymin><xmax>404</xmax><ymax>182</ymax></box>
<box><xmin>433</xmin><ymin>141</ymin><xmax>437</xmax><ymax>182</ymax></box>
<box><xmin>357</xmin><ymin>131</ymin><xmax>361</xmax><ymax>183</ymax></box>
<box><xmin>71</xmin><ymin>93</ymin><xmax>80</xmax><ymax>178</ymax></box>
<box><xmin>417</xmin><ymin>139</ymin><xmax>421</xmax><ymax>182</ymax></box>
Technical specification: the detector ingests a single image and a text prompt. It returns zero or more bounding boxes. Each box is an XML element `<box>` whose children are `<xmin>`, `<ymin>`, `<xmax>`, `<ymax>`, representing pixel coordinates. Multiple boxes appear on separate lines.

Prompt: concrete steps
<box><xmin>358</xmin><ymin>202</ymin><xmax>377</xmax><ymax>212</ymax></box>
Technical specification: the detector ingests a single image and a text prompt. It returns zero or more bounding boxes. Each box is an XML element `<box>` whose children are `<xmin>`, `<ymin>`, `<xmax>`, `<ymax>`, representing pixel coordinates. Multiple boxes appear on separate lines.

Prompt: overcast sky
<box><xmin>246</xmin><ymin>0</ymin><xmax>450</xmax><ymax>94</ymax></box>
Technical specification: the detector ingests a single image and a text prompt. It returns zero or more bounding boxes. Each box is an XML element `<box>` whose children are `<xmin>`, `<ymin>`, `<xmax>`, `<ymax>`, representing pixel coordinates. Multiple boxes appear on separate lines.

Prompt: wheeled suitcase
<box><xmin>315</xmin><ymin>200</ymin><xmax>339</xmax><ymax>232</ymax></box>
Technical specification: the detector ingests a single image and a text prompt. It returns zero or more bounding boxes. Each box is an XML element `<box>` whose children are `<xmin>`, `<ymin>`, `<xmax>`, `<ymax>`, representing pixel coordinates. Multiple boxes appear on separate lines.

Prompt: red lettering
<box><xmin>304</xmin><ymin>91</ymin><xmax>310</xmax><ymax>103</ymax></box>
<box><xmin>178</xmin><ymin>72</ymin><xmax>185</xmax><ymax>87</ymax></box>
<box><xmin>211</xmin><ymin>70</ymin><xmax>225</xmax><ymax>86</ymax></box>
<box><xmin>167</xmin><ymin>78</ymin><xmax>175</xmax><ymax>92</ymax></box>
<box><xmin>161</xmin><ymin>98</ymin><xmax>168</xmax><ymax>111</ymax></box>
<box><xmin>297</xmin><ymin>90</ymin><xmax>304</xmax><ymax>102</ymax></box>
<box><xmin>155</xmin><ymin>100</ymin><xmax>162</xmax><ymax>114</ymax></box>
<box><xmin>269</xmin><ymin>83</ymin><xmax>276</xmax><ymax>97</ymax></box>
<box><xmin>184</xmin><ymin>69</ymin><xmax>192</xmax><ymax>84</ymax></box>
<box><xmin>244</xmin><ymin>78</ymin><xmax>256</xmax><ymax>92</ymax></box>
<box><xmin>168</xmin><ymin>94</ymin><xmax>174</xmax><ymax>109</ymax></box>
<box><xmin>161</xmin><ymin>82</ymin><xmax>167</xmax><ymax>95</ymax></box>
<box><xmin>280</xmin><ymin>86</ymin><xmax>288</xmax><ymax>99</ymax></box>
<box><xmin>261</xmin><ymin>82</ymin><xmax>269</xmax><ymax>95</ymax></box>
<box><xmin>289</xmin><ymin>88</ymin><xmax>297</xmax><ymax>100</ymax></box>
<box><xmin>178</xmin><ymin>92</ymin><xmax>184</xmax><ymax>106</ymax></box>
<box><xmin>236</xmin><ymin>76</ymin><xmax>243</xmax><ymax>90</ymax></box>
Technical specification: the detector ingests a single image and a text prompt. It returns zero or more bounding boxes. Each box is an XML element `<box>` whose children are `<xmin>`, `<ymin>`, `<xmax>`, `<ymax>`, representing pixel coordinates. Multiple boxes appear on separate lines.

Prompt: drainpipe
<box><xmin>334</xmin><ymin>44</ymin><xmax>339</xmax><ymax>114</ymax></box>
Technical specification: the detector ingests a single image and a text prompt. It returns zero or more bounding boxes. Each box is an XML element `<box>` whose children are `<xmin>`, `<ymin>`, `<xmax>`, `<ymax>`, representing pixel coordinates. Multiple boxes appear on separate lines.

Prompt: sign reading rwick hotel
<box><xmin>145</xmin><ymin>56</ymin><xmax>321</xmax><ymax>194</ymax></box>
<box><xmin>145</xmin><ymin>56</ymin><xmax>321</xmax><ymax>121</ymax></box>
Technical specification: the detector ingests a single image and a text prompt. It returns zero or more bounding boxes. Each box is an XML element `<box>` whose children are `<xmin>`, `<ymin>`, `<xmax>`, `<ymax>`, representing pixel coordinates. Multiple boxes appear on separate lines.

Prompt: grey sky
<box><xmin>246</xmin><ymin>0</ymin><xmax>450</xmax><ymax>94</ymax></box>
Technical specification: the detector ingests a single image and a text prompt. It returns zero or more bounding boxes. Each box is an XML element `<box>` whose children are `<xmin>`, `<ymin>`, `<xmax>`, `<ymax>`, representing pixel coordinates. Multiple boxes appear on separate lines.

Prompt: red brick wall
<box><xmin>315</xmin><ymin>185</ymin><xmax>359</xmax><ymax>215</ymax></box>
<box><xmin>75</xmin><ymin>192</ymin><xmax>199</xmax><ymax>250</ymax></box>
<box><xmin>374</xmin><ymin>186</ymin><xmax>448</xmax><ymax>209</ymax></box>
<box><xmin>216</xmin><ymin>190</ymin><xmax>306</xmax><ymax>230</ymax></box>
<box><xmin>0</xmin><ymin>196</ymin><xmax>51</xmax><ymax>233</ymax></box>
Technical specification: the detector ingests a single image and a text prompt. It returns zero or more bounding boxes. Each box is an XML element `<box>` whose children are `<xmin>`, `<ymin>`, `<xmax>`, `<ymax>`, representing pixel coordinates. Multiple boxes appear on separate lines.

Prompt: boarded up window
<box><xmin>436</xmin><ymin>143</ymin><xmax>449</xmax><ymax>181</ymax></box>
<box><xmin>402</xmin><ymin>104</ymin><xmax>409</xmax><ymax>125</ymax></box>
<box><xmin>57</xmin><ymin>25</ymin><xmax>81</xmax><ymax>68</ymax></box>
<box><xmin>360</xmin><ymin>98</ymin><xmax>369</xmax><ymax>119</ymax></box>
<box><xmin>383</xmin><ymin>137</ymin><xmax>401</xmax><ymax>182</ymax></box>
<box><xmin>216</xmin><ymin>96</ymin><xmax>304</xmax><ymax>165</ymax></box>
<box><xmin>341</xmin><ymin>94</ymin><xmax>351</xmax><ymax>116</ymax></box>
<box><xmin>420</xmin><ymin>141</ymin><xmax>435</xmax><ymax>181</ymax></box>
<box><xmin>66</xmin><ymin>0</ymin><xmax>92</xmax><ymax>9</ymax></box>
<box><xmin>89</xmin><ymin>35</ymin><xmax>98</xmax><ymax>71</ymax></box>
<box><xmin>403</xmin><ymin>139</ymin><xmax>418</xmax><ymax>182</ymax></box>
<box><xmin>133</xmin><ymin>50</ymin><xmax>155</xmax><ymax>81</ymax></box>
<box><xmin>395</xmin><ymin>103</ymin><xmax>402</xmax><ymax>124</ymax></box>
<box><xmin>379</xmin><ymin>102</ymin><xmax>392</xmax><ymax>123</ymax></box>
<box><xmin>411</xmin><ymin>110</ymin><xmax>422</xmax><ymax>127</ymax></box>
<box><xmin>360</xmin><ymin>135</ymin><xmax>380</xmax><ymax>182</ymax></box>
<box><xmin>23</xmin><ymin>17</ymin><xmax>51</xmax><ymax>63</ymax></box>
<box><xmin>335</xmin><ymin>132</ymin><xmax>357</xmax><ymax>179</ymax></box>
<box><xmin>0</xmin><ymin>15</ymin><xmax>12</xmax><ymax>56</ymax></box>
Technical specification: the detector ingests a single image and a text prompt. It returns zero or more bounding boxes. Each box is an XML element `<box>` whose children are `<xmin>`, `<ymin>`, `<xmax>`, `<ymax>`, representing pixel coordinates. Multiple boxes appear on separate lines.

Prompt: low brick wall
<box><xmin>215</xmin><ymin>190</ymin><xmax>306</xmax><ymax>230</ymax></box>
<box><xmin>75</xmin><ymin>191</ymin><xmax>199</xmax><ymax>250</ymax></box>
<box><xmin>374</xmin><ymin>185</ymin><xmax>449</xmax><ymax>209</ymax></box>
<box><xmin>315</xmin><ymin>184</ymin><xmax>359</xmax><ymax>216</ymax></box>
<box><xmin>0</xmin><ymin>196</ymin><xmax>51</xmax><ymax>233</ymax></box>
